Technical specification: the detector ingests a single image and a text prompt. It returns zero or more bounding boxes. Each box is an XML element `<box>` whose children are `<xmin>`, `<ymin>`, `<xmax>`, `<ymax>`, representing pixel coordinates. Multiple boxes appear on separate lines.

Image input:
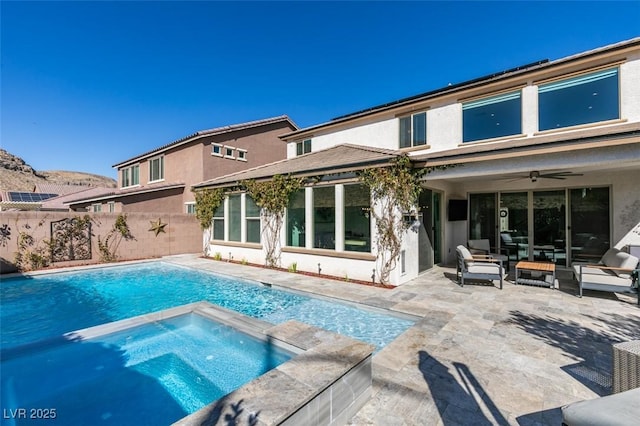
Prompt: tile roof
<box><xmin>65</xmin><ymin>182</ymin><xmax>185</xmax><ymax>206</ymax></box>
<box><xmin>194</xmin><ymin>144</ymin><xmax>400</xmax><ymax>189</ymax></box>
<box><xmin>33</xmin><ymin>183</ymin><xmax>95</xmax><ymax>195</ymax></box>
<box><xmin>113</xmin><ymin>115</ymin><xmax>297</xmax><ymax>168</ymax></box>
<box><xmin>41</xmin><ymin>187</ymin><xmax>117</xmax><ymax>210</ymax></box>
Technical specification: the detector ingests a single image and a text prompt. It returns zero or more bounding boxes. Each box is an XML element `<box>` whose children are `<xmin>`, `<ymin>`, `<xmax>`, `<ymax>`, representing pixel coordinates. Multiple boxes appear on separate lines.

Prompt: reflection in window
<box><xmin>539</xmin><ymin>68</ymin><xmax>619</xmax><ymax>131</ymax></box>
<box><xmin>286</xmin><ymin>190</ymin><xmax>305</xmax><ymax>247</ymax></box>
<box><xmin>212</xmin><ymin>203</ymin><xmax>225</xmax><ymax>240</ymax></box>
<box><xmin>570</xmin><ymin>187</ymin><xmax>610</xmax><ymax>263</ymax></box>
<box><xmin>313</xmin><ymin>186</ymin><xmax>335</xmax><ymax>249</ymax></box>
<box><xmin>149</xmin><ymin>156</ymin><xmax>164</xmax><ymax>182</ymax></box>
<box><xmin>228</xmin><ymin>194</ymin><xmax>241</xmax><ymax>242</ymax></box>
<box><xmin>344</xmin><ymin>184</ymin><xmax>371</xmax><ymax>252</ymax></box>
<box><xmin>246</xmin><ymin>195</ymin><xmax>261</xmax><ymax>243</ymax></box>
<box><xmin>463</xmin><ymin>91</ymin><xmax>521</xmax><ymax>142</ymax></box>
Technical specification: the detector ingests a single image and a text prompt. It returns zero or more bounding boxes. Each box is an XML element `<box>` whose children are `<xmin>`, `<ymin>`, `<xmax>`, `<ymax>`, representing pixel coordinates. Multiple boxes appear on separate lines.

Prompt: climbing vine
<box><xmin>193</xmin><ymin>188</ymin><xmax>225</xmax><ymax>231</ymax></box>
<box><xmin>14</xmin><ymin>217</ymin><xmax>52</xmax><ymax>271</ymax></box>
<box><xmin>243</xmin><ymin>174</ymin><xmax>303</xmax><ymax>268</ymax></box>
<box><xmin>97</xmin><ymin>214</ymin><xmax>134</xmax><ymax>262</ymax></box>
<box><xmin>358</xmin><ymin>155</ymin><xmax>426</xmax><ymax>284</ymax></box>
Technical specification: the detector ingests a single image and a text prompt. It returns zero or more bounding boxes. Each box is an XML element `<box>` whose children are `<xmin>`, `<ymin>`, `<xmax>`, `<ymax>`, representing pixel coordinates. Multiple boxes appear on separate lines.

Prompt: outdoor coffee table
<box><xmin>515</xmin><ymin>261</ymin><xmax>557</xmax><ymax>288</ymax></box>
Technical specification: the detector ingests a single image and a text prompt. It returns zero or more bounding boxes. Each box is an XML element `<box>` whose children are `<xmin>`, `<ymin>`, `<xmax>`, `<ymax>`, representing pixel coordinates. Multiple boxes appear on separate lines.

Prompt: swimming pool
<box><xmin>2</xmin><ymin>310</ymin><xmax>295</xmax><ymax>425</ymax></box>
<box><xmin>1</xmin><ymin>262</ymin><xmax>414</xmax><ymax>351</ymax></box>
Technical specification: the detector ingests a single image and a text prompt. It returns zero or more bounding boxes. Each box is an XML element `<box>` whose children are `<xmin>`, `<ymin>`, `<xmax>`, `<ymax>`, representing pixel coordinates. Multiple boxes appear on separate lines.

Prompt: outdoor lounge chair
<box><xmin>561</xmin><ymin>387</ymin><xmax>640</xmax><ymax>426</ymax></box>
<box><xmin>468</xmin><ymin>239</ymin><xmax>510</xmax><ymax>271</ymax></box>
<box><xmin>456</xmin><ymin>245</ymin><xmax>506</xmax><ymax>289</ymax></box>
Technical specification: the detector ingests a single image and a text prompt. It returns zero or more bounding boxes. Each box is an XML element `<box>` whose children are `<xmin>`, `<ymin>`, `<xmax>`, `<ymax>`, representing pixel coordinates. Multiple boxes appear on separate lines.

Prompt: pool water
<box><xmin>1</xmin><ymin>313</ymin><xmax>293</xmax><ymax>425</ymax></box>
<box><xmin>1</xmin><ymin>262</ymin><xmax>414</xmax><ymax>351</ymax></box>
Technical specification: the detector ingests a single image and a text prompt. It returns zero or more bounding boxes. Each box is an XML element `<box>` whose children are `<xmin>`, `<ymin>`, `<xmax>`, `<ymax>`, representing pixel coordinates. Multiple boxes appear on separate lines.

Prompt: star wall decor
<box><xmin>149</xmin><ymin>218</ymin><xmax>167</xmax><ymax>236</ymax></box>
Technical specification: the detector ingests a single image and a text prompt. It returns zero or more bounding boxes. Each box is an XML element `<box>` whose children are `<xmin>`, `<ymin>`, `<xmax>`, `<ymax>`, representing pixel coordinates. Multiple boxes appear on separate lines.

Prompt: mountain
<box><xmin>0</xmin><ymin>149</ymin><xmax>117</xmax><ymax>192</ymax></box>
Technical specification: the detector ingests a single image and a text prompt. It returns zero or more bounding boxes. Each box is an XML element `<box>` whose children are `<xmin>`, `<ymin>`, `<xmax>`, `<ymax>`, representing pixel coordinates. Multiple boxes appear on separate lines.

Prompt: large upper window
<box><xmin>463</xmin><ymin>91</ymin><xmax>521</xmax><ymax>142</ymax></box>
<box><xmin>399</xmin><ymin>112</ymin><xmax>427</xmax><ymax>148</ymax></box>
<box><xmin>149</xmin><ymin>156</ymin><xmax>164</xmax><ymax>182</ymax></box>
<box><xmin>286</xmin><ymin>189</ymin><xmax>306</xmax><ymax>247</ymax></box>
<box><xmin>245</xmin><ymin>196</ymin><xmax>261</xmax><ymax>243</ymax></box>
<box><xmin>121</xmin><ymin>164</ymin><xmax>139</xmax><ymax>188</ymax></box>
<box><xmin>296</xmin><ymin>139</ymin><xmax>312</xmax><ymax>156</ymax></box>
<box><xmin>538</xmin><ymin>68</ymin><xmax>619</xmax><ymax>131</ymax></box>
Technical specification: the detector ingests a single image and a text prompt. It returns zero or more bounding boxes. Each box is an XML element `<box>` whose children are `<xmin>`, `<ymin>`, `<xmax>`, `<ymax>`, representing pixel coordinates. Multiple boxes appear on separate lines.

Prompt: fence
<box><xmin>0</xmin><ymin>211</ymin><xmax>202</xmax><ymax>273</ymax></box>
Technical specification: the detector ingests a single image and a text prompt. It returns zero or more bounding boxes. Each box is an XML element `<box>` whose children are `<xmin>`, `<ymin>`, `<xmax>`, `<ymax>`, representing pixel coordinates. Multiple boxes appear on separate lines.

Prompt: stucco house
<box><xmin>195</xmin><ymin>38</ymin><xmax>640</xmax><ymax>286</ymax></box>
<box><xmin>67</xmin><ymin>116</ymin><xmax>297</xmax><ymax>214</ymax></box>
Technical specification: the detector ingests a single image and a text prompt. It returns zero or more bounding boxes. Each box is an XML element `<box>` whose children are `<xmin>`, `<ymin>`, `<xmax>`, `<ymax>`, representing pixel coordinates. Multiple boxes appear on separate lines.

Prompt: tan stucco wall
<box><xmin>0</xmin><ymin>211</ymin><xmax>201</xmax><ymax>273</ymax></box>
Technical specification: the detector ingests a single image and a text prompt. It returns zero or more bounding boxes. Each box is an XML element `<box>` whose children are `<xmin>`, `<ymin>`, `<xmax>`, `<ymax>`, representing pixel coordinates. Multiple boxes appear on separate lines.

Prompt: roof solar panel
<box><xmin>7</xmin><ymin>192</ymin><xmax>58</xmax><ymax>202</ymax></box>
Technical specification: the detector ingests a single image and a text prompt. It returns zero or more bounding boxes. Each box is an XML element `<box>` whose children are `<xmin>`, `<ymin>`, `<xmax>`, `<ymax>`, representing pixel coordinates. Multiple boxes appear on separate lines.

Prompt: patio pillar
<box><xmin>305</xmin><ymin>187</ymin><xmax>313</xmax><ymax>250</ymax></box>
<box><xmin>335</xmin><ymin>184</ymin><xmax>344</xmax><ymax>252</ymax></box>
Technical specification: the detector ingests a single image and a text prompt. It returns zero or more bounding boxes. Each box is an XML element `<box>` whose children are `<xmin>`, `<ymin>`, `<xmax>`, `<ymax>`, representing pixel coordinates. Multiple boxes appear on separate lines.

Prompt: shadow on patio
<box><xmin>418</xmin><ymin>350</ymin><xmax>510</xmax><ymax>426</ymax></box>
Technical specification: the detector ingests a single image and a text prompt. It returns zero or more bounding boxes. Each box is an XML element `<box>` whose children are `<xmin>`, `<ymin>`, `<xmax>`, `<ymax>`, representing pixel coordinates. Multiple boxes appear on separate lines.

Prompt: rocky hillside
<box><xmin>0</xmin><ymin>149</ymin><xmax>117</xmax><ymax>192</ymax></box>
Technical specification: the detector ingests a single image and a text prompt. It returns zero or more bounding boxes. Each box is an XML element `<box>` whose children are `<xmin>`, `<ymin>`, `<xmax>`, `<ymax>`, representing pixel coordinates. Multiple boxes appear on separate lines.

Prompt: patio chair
<box><xmin>456</xmin><ymin>245</ymin><xmax>506</xmax><ymax>289</ymax></box>
<box><xmin>468</xmin><ymin>239</ymin><xmax>510</xmax><ymax>271</ymax></box>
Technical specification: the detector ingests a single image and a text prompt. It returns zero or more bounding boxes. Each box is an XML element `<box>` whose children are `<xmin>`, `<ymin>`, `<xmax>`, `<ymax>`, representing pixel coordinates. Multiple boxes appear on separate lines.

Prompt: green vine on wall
<box><xmin>97</xmin><ymin>214</ymin><xmax>134</xmax><ymax>262</ymax></box>
<box><xmin>14</xmin><ymin>218</ymin><xmax>52</xmax><ymax>271</ymax></box>
<box><xmin>243</xmin><ymin>174</ymin><xmax>303</xmax><ymax>268</ymax></box>
<box><xmin>358</xmin><ymin>155</ymin><xmax>427</xmax><ymax>284</ymax></box>
<box><xmin>193</xmin><ymin>188</ymin><xmax>225</xmax><ymax>231</ymax></box>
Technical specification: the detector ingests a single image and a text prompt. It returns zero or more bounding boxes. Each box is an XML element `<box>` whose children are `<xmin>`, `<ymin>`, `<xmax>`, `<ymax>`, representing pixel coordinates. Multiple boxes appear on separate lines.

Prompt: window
<box><xmin>344</xmin><ymin>184</ymin><xmax>371</xmax><ymax>252</ymax></box>
<box><xmin>237</xmin><ymin>149</ymin><xmax>247</xmax><ymax>161</ymax></box>
<box><xmin>538</xmin><ymin>68</ymin><xmax>619</xmax><ymax>131</ymax></box>
<box><xmin>149</xmin><ymin>156</ymin><xmax>164</xmax><ymax>182</ymax></box>
<box><xmin>463</xmin><ymin>91</ymin><xmax>521</xmax><ymax>142</ymax></box>
<box><xmin>228</xmin><ymin>194</ymin><xmax>241</xmax><ymax>242</ymax></box>
<box><xmin>225</xmin><ymin>147</ymin><xmax>235</xmax><ymax>159</ymax></box>
<box><xmin>245</xmin><ymin>196</ymin><xmax>261</xmax><ymax>243</ymax></box>
<box><xmin>314</xmin><ymin>186</ymin><xmax>335</xmax><ymax>249</ymax></box>
<box><xmin>108</xmin><ymin>202</ymin><xmax>115</xmax><ymax>213</ymax></box>
<box><xmin>296</xmin><ymin>139</ymin><xmax>312</xmax><ymax>156</ymax></box>
<box><xmin>121</xmin><ymin>164</ymin><xmax>139</xmax><ymax>188</ymax></box>
<box><xmin>212</xmin><ymin>144</ymin><xmax>223</xmax><ymax>156</ymax></box>
<box><xmin>399</xmin><ymin>112</ymin><xmax>426</xmax><ymax>148</ymax></box>
<box><xmin>212</xmin><ymin>204</ymin><xmax>224</xmax><ymax>240</ymax></box>
<box><xmin>286</xmin><ymin>189</ymin><xmax>306</xmax><ymax>247</ymax></box>
<box><xmin>92</xmin><ymin>204</ymin><xmax>102</xmax><ymax>213</ymax></box>
<box><xmin>185</xmin><ymin>202</ymin><xmax>196</xmax><ymax>214</ymax></box>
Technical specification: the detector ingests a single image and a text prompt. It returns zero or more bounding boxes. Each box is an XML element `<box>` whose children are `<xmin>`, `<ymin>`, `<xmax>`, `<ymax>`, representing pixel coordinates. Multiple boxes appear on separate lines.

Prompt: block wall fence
<box><xmin>0</xmin><ymin>211</ymin><xmax>202</xmax><ymax>273</ymax></box>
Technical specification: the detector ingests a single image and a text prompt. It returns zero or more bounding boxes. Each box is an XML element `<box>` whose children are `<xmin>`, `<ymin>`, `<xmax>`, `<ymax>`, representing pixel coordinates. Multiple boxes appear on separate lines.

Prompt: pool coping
<box><xmin>4</xmin><ymin>299</ymin><xmax>376</xmax><ymax>426</ymax></box>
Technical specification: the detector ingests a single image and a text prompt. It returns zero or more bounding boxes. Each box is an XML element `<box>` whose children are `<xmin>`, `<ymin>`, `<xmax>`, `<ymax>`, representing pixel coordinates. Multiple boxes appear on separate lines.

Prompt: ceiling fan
<box><xmin>505</xmin><ymin>170</ymin><xmax>584</xmax><ymax>182</ymax></box>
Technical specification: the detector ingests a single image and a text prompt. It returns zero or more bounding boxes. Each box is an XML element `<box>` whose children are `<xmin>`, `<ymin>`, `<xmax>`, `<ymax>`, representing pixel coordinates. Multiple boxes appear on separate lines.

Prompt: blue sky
<box><xmin>2</xmin><ymin>1</ymin><xmax>639</xmax><ymax>179</ymax></box>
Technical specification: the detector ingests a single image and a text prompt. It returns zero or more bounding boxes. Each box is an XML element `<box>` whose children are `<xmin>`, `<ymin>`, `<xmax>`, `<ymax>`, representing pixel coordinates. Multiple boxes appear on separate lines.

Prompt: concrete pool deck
<box><xmin>164</xmin><ymin>254</ymin><xmax>639</xmax><ymax>426</ymax></box>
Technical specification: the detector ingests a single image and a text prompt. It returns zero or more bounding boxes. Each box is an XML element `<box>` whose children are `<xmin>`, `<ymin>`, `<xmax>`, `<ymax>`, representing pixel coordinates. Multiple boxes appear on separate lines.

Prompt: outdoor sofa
<box><xmin>572</xmin><ymin>247</ymin><xmax>639</xmax><ymax>304</ymax></box>
<box><xmin>561</xmin><ymin>387</ymin><xmax>640</xmax><ymax>426</ymax></box>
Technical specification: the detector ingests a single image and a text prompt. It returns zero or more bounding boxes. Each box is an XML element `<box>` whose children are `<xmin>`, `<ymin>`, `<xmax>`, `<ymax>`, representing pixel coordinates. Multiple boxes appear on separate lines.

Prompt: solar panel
<box><xmin>7</xmin><ymin>192</ymin><xmax>58</xmax><ymax>202</ymax></box>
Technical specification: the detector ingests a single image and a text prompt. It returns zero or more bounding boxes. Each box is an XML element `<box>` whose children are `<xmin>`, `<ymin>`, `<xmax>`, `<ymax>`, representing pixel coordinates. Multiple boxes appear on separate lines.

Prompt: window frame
<box><xmin>212</xmin><ymin>144</ymin><xmax>223</xmax><ymax>157</ymax></box>
<box><xmin>185</xmin><ymin>202</ymin><xmax>196</xmax><ymax>214</ymax></box>
<box><xmin>120</xmin><ymin>164</ymin><xmax>140</xmax><ymax>188</ymax></box>
<box><xmin>108</xmin><ymin>202</ymin><xmax>115</xmax><ymax>213</ymax></box>
<box><xmin>148</xmin><ymin>155</ymin><xmax>164</xmax><ymax>183</ymax></box>
<box><xmin>245</xmin><ymin>195</ymin><xmax>261</xmax><ymax>243</ymax></box>
<box><xmin>537</xmin><ymin>67</ymin><xmax>620</xmax><ymax>131</ymax></box>
<box><xmin>92</xmin><ymin>203</ymin><xmax>102</xmax><ymax>213</ymax></box>
<box><xmin>236</xmin><ymin>148</ymin><xmax>247</xmax><ymax>162</ymax></box>
<box><xmin>462</xmin><ymin>90</ymin><xmax>522</xmax><ymax>143</ymax></box>
<box><xmin>398</xmin><ymin>111</ymin><xmax>427</xmax><ymax>149</ymax></box>
<box><xmin>296</xmin><ymin>139</ymin><xmax>312</xmax><ymax>156</ymax></box>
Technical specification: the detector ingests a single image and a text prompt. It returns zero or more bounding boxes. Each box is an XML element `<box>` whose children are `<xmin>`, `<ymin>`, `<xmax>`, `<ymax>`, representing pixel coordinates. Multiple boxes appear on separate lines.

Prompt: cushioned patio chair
<box><xmin>456</xmin><ymin>245</ymin><xmax>507</xmax><ymax>289</ymax></box>
<box><xmin>468</xmin><ymin>239</ymin><xmax>510</xmax><ymax>271</ymax></box>
<box><xmin>561</xmin><ymin>387</ymin><xmax>640</xmax><ymax>426</ymax></box>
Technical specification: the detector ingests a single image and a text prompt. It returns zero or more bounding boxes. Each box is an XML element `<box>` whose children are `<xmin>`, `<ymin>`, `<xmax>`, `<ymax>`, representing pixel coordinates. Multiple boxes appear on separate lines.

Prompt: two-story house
<box><xmin>194</xmin><ymin>38</ymin><xmax>640</xmax><ymax>286</ymax></box>
<box><xmin>68</xmin><ymin>116</ymin><xmax>297</xmax><ymax>213</ymax></box>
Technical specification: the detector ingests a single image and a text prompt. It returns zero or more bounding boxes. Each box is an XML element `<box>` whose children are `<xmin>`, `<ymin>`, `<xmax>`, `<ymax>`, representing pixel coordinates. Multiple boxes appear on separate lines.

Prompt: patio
<box><xmin>167</xmin><ymin>255</ymin><xmax>640</xmax><ymax>426</ymax></box>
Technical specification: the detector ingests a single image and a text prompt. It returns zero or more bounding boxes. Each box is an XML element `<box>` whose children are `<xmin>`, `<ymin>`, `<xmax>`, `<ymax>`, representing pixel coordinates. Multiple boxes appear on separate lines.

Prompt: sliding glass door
<box><xmin>533</xmin><ymin>190</ymin><xmax>566</xmax><ymax>264</ymax></box>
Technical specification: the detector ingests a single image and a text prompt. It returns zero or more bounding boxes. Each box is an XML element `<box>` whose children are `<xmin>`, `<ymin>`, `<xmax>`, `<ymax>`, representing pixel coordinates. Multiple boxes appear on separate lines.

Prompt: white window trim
<box><xmin>120</xmin><ymin>164</ymin><xmax>141</xmax><ymax>189</ymax></box>
<box><xmin>212</xmin><ymin>143</ymin><xmax>223</xmax><ymax>157</ymax></box>
<box><xmin>236</xmin><ymin>148</ymin><xmax>247</xmax><ymax>161</ymax></box>
<box><xmin>148</xmin><ymin>155</ymin><xmax>165</xmax><ymax>183</ymax></box>
<box><xmin>224</xmin><ymin>146</ymin><xmax>236</xmax><ymax>159</ymax></box>
<box><xmin>108</xmin><ymin>201</ymin><xmax>115</xmax><ymax>213</ymax></box>
<box><xmin>92</xmin><ymin>203</ymin><xmax>102</xmax><ymax>212</ymax></box>
<box><xmin>185</xmin><ymin>202</ymin><xmax>196</xmax><ymax>214</ymax></box>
